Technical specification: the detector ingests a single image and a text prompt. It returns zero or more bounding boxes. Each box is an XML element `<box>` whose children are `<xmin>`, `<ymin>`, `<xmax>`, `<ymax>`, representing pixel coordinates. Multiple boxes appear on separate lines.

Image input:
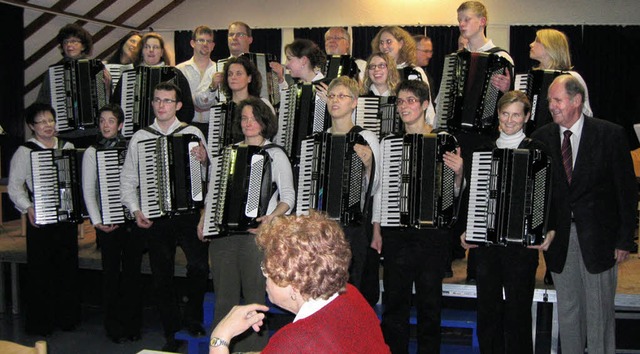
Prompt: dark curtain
<box><xmin>352</xmin><ymin>26</ymin><xmax>382</xmax><ymax>61</ymax></box>
<box><xmin>424</xmin><ymin>26</ymin><xmax>460</xmax><ymax>94</ymax></box>
<box><xmin>293</xmin><ymin>27</ymin><xmax>331</xmax><ymax>51</ymax></box>
<box><xmin>1</xmin><ymin>3</ymin><xmax>24</xmax><ymax>221</ymax></box>
<box><xmin>174</xmin><ymin>28</ymin><xmax>283</xmax><ymax>63</ymax></box>
<box><xmin>510</xmin><ymin>25</ymin><xmax>640</xmax><ymax>148</ymax></box>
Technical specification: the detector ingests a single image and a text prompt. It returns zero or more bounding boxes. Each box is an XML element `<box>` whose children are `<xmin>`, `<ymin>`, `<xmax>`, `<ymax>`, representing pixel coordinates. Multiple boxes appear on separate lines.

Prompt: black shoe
<box><xmin>544</xmin><ymin>270</ymin><xmax>554</xmax><ymax>285</ymax></box>
<box><xmin>444</xmin><ymin>270</ymin><xmax>454</xmax><ymax>278</ymax></box>
<box><xmin>162</xmin><ymin>338</ymin><xmax>182</xmax><ymax>352</ymax></box>
<box><xmin>186</xmin><ymin>322</ymin><xmax>206</xmax><ymax>337</ymax></box>
<box><xmin>127</xmin><ymin>334</ymin><xmax>141</xmax><ymax>342</ymax></box>
<box><xmin>465</xmin><ymin>277</ymin><xmax>476</xmax><ymax>285</ymax></box>
<box><xmin>107</xmin><ymin>334</ymin><xmax>127</xmax><ymax>344</ymax></box>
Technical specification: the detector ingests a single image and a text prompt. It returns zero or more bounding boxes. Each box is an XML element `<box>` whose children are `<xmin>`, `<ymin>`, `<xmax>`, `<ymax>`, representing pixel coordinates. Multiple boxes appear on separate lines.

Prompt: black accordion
<box><xmin>137</xmin><ymin>134</ymin><xmax>204</xmax><ymax>218</ymax></box>
<box><xmin>354</xmin><ymin>95</ymin><xmax>399</xmax><ymax>138</ymax></box>
<box><xmin>399</xmin><ymin>66</ymin><xmax>423</xmax><ymax>82</ymax></box>
<box><xmin>274</xmin><ymin>83</ymin><xmax>328</xmax><ymax>160</ymax></box>
<box><xmin>119</xmin><ymin>66</ymin><xmax>178</xmax><ymax>137</ymax></box>
<box><xmin>435</xmin><ymin>51</ymin><xmax>510</xmax><ymax>133</ymax></box>
<box><xmin>207</xmin><ymin>102</ymin><xmax>237</xmax><ymax>156</ymax></box>
<box><xmin>324</xmin><ymin>55</ymin><xmax>360</xmax><ymax>80</ymax></box>
<box><xmin>296</xmin><ymin>132</ymin><xmax>367</xmax><ymax>225</ymax></box>
<box><xmin>465</xmin><ymin>148</ymin><xmax>551</xmax><ymax>246</ymax></box>
<box><xmin>96</xmin><ymin>148</ymin><xmax>129</xmax><ymax>225</ymax></box>
<box><xmin>31</xmin><ymin>149</ymin><xmax>85</xmax><ymax>225</ymax></box>
<box><xmin>515</xmin><ymin>69</ymin><xmax>568</xmax><ymax>135</ymax></box>
<box><xmin>48</xmin><ymin>59</ymin><xmax>108</xmax><ymax>132</ymax></box>
<box><xmin>202</xmin><ymin>145</ymin><xmax>274</xmax><ymax>238</ymax></box>
<box><xmin>379</xmin><ymin>133</ymin><xmax>458</xmax><ymax>228</ymax></box>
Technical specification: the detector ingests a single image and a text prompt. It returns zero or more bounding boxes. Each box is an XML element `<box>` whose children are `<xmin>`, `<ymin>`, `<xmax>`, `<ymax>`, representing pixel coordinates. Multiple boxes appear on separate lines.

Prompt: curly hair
<box><xmin>56</xmin><ymin>23</ymin><xmax>93</xmax><ymax>57</ymax></box>
<box><xmin>256</xmin><ymin>211</ymin><xmax>351</xmax><ymax>300</ymax></box>
<box><xmin>370</xmin><ymin>26</ymin><xmax>417</xmax><ymax>66</ymax></box>
<box><xmin>221</xmin><ymin>56</ymin><xmax>262</xmax><ymax>99</ymax></box>
<box><xmin>233</xmin><ymin>97</ymin><xmax>278</xmax><ymax>140</ymax></box>
<box><xmin>362</xmin><ymin>52</ymin><xmax>400</xmax><ymax>95</ymax></box>
<box><xmin>497</xmin><ymin>90</ymin><xmax>531</xmax><ymax>116</ymax></box>
<box><xmin>285</xmin><ymin>39</ymin><xmax>327</xmax><ymax>72</ymax></box>
<box><xmin>395</xmin><ymin>79</ymin><xmax>431</xmax><ymax>104</ymax></box>
<box><xmin>135</xmin><ymin>32</ymin><xmax>171</xmax><ymax>67</ymax></box>
<box><xmin>534</xmin><ymin>29</ymin><xmax>572</xmax><ymax>70</ymax></box>
<box><xmin>106</xmin><ymin>31</ymin><xmax>141</xmax><ymax>64</ymax></box>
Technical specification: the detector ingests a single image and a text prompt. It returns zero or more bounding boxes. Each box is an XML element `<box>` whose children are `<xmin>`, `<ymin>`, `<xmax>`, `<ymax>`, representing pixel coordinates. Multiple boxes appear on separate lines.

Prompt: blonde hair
<box><xmin>534</xmin><ymin>29</ymin><xmax>572</xmax><ymax>70</ymax></box>
<box><xmin>328</xmin><ymin>76</ymin><xmax>360</xmax><ymax>100</ymax></box>
<box><xmin>371</xmin><ymin>26</ymin><xmax>417</xmax><ymax>66</ymax></box>
<box><xmin>362</xmin><ymin>52</ymin><xmax>400</xmax><ymax>95</ymax></box>
<box><xmin>457</xmin><ymin>1</ymin><xmax>488</xmax><ymax>22</ymax></box>
<box><xmin>256</xmin><ymin>212</ymin><xmax>351</xmax><ymax>300</ymax></box>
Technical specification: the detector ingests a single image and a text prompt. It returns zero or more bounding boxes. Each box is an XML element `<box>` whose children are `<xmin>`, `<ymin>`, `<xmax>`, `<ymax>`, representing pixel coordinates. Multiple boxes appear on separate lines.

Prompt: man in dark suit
<box><xmin>531</xmin><ymin>74</ymin><xmax>637</xmax><ymax>353</ymax></box>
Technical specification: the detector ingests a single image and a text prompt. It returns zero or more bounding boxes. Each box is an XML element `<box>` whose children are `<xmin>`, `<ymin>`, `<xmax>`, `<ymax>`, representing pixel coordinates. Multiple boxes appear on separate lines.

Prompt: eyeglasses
<box><xmin>327</xmin><ymin>93</ymin><xmax>353</xmax><ymax>101</ymax></box>
<box><xmin>396</xmin><ymin>97</ymin><xmax>420</xmax><ymax>106</ymax></box>
<box><xmin>33</xmin><ymin>119</ymin><xmax>56</xmax><ymax>126</ymax></box>
<box><xmin>195</xmin><ymin>38</ymin><xmax>214</xmax><ymax>44</ymax></box>
<box><xmin>325</xmin><ymin>36</ymin><xmax>347</xmax><ymax>41</ymax></box>
<box><xmin>144</xmin><ymin>45</ymin><xmax>161</xmax><ymax>51</ymax></box>
<box><xmin>62</xmin><ymin>38</ymin><xmax>81</xmax><ymax>45</ymax></box>
<box><xmin>228</xmin><ymin>32</ymin><xmax>248</xmax><ymax>38</ymax></box>
<box><xmin>367</xmin><ymin>63</ymin><xmax>388</xmax><ymax>71</ymax></box>
<box><xmin>152</xmin><ymin>98</ymin><xmax>177</xmax><ymax>105</ymax></box>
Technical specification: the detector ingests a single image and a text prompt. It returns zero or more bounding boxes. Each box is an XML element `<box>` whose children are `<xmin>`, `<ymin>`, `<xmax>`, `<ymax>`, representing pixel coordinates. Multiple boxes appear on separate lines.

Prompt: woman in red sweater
<box><xmin>208</xmin><ymin>211</ymin><xmax>390</xmax><ymax>354</ymax></box>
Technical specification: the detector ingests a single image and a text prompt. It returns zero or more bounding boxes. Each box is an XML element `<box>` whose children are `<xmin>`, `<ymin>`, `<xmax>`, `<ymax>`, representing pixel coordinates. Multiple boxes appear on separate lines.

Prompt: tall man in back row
<box><xmin>532</xmin><ymin>74</ymin><xmax>637</xmax><ymax>354</ymax></box>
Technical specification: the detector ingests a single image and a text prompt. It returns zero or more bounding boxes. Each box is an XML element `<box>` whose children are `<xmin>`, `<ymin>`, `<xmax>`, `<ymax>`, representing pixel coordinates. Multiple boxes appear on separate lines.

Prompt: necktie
<box><xmin>562</xmin><ymin>130</ymin><xmax>573</xmax><ymax>184</ymax></box>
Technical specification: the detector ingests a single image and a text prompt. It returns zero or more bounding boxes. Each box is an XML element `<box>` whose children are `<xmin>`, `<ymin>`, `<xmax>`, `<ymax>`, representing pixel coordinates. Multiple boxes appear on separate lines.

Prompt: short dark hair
<box><xmin>222</xmin><ymin>56</ymin><xmax>262</xmax><ymax>98</ymax></box>
<box><xmin>497</xmin><ymin>91</ymin><xmax>531</xmax><ymax>116</ymax></box>
<box><xmin>234</xmin><ymin>97</ymin><xmax>278</xmax><ymax>140</ymax></box>
<box><xmin>284</xmin><ymin>39</ymin><xmax>326</xmax><ymax>70</ymax></box>
<box><xmin>154</xmin><ymin>81</ymin><xmax>182</xmax><ymax>103</ymax></box>
<box><xmin>56</xmin><ymin>23</ymin><xmax>93</xmax><ymax>57</ymax></box>
<box><xmin>97</xmin><ymin>103</ymin><xmax>125</xmax><ymax>125</ymax></box>
<box><xmin>228</xmin><ymin>21</ymin><xmax>252</xmax><ymax>37</ymax></box>
<box><xmin>395</xmin><ymin>80</ymin><xmax>430</xmax><ymax>104</ymax></box>
<box><xmin>412</xmin><ymin>34</ymin><xmax>431</xmax><ymax>43</ymax></box>
<box><xmin>25</xmin><ymin>103</ymin><xmax>56</xmax><ymax>132</ymax></box>
<box><xmin>192</xmin><ymin>25</ymin><xmax>214</xmax><ymax>40</ymax></box>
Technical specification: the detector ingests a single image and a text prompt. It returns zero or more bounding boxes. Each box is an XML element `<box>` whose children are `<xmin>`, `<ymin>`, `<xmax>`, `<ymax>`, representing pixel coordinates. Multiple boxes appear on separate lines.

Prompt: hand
<box><xmin>27</xmin><ymin>207</ymin><xmax>39</xmax><ymax>228</ymax></box>
<box><xmin>353</xmin><ymin>144</ymin><xmax>373</xmax><ymax>169</ymax></box>
<box><xmin>210</xmin><ymin>303</ymin><xmax>270</xmax><ymax>344</ymax></box>
<box><xmin>269</xmin><ymin>62</ymin><xmax>285</xmax><ymax>83</ymax></box>
<box><xmin>491</xmin><ymin>70</ymin><xmax>511</xmax><ymax>93</ymax></box>
<box><xmin>370</xmin><ymin>223</ymin><xmax>382</xmax><ymax>254</ymax></box>
<box><xmin>615</xmin><ymin>249</ymin><xmax>630</xmax><ymax>264</ymax></box>
<box><xmin>134</xmin><ymin>210</ymin><xmax>153</xmax><ymax>229</ymax></box>
<box><xmin>197</xmin><ymin>216</ymin><xmax>208</xmax><ymax>242</ymax></box>
<box><xmin>95</xmin><ymin>223</ymin><xmax>119</xmax><ymax>233</ymax></box>
<box><xmin>528</xmin><ymin>230</ymin><xmax>555</xmax><ymax>251</ymax></box>
<box><xmin>460</xmin><ymin>232</ymin><xmax>478</xmax><ymax>249</ymax></box>
<box><xmin>211</xmin><ymin>72</ymin><xmax>223</xmax><ymax>89</ymax></box>
<box><xmin>443</xmin><ymin>147</ymin><xmax>463</xmax><ymax>177</ymax></box>
<box><xmin>315</xmin><ymin>81</ymin><xmax>328</xmax><ymax>102</ymax></box>
<box><xmin>190</xmin><ymin>141</ymin><xmax>209</xmax><ymax>164</ymax></box>
<box><xmin>102</xmin><ymin>68</ymin><xmax>112</xmax><ymax>93</ymax></box>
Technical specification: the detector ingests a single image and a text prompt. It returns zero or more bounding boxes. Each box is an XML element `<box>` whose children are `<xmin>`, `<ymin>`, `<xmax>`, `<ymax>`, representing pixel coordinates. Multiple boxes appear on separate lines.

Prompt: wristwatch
<box><xmin>210</xmin><ymin>336</ymin><xmax>230</xmax><ymax>347</ymax></box>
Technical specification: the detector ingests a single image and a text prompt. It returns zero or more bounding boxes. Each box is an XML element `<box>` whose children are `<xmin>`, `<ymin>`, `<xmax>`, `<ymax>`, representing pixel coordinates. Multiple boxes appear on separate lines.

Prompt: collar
<box><xmin>559</xmin><ymin>114</ymin><xmax>585</xmax><ymax>140</ymax></box>
<box><xmin>496</xmin><ymin>129</ymin><xmax>526</xmax><ymax>149</ymax></box>
<box><xmin>469</xmin><ymin>39</ymin><xmax>495</xmax><ymax>52</ymax></box>
<box><xmin>151</xmin><ymin>117</ymin><xmax>182</xmax><ymax>135</ymax></box>
<box><xmin>96</xmin><ymin>133</ymin><xmax>126</xmax><ymax>148</ymax></box>
<box><xmin>293</xmin><ymin>292</ymin><xmax>339</xmax><ymax>322</ymax></box>
<box><xmin>370</xmin><ymin>85</ymin><xmax>390</xmax><ymax>97</ymax></box>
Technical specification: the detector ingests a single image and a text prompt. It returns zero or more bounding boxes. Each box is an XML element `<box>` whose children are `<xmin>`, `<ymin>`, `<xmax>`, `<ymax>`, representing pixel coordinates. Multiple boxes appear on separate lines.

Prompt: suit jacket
<box><xmin>531</xmin><ymin>116</ymin><xmax>637</xmax><ymax>274</ymax></box>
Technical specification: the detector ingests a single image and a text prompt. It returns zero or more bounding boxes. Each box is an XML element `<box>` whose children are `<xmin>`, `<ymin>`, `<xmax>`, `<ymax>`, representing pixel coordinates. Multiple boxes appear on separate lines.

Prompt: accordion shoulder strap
<box><xmin>142</xmin><ymin>122</ymin><xmax>190</xmax><ymax>136</ymax></box>
<box><xmin>22</xmin><ymin>139</ymin><xmax>66</xmax><ymax>151</ymax></box>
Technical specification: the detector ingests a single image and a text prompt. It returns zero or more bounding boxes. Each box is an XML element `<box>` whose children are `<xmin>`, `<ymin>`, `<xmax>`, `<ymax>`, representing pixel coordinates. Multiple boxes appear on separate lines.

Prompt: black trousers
<box><xmin>475</xmin><ymin>246</ymin><xmax>539</xmax><ymax>354</ymax></box>
<box><xmin>97</xmin><ymin>222</ymin><xmax>145</xmax><ymax>338</ymax></box>
<box><xmin>137</xmin><ymin>213</ymin><xmax>209</xmax><ymax>337</ymax></box>
<box><xmin>25</xmin><ymin>221</ymin><xmax>80</xmax><ymax>335</ymax></box>
<box><xmin>343</xmin><ymin>224</ymin><xmax>368</xmax><ymax>290</ymax></box>
<box><xmin>381</xmin><ymin>228</ymin><xmax>449</xmax><ymax>354</ymax></box>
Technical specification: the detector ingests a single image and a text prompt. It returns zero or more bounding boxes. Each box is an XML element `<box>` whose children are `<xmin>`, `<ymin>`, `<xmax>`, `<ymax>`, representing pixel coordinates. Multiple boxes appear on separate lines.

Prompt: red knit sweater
<box><xmin>262</xmin><ymin>284</ymin><xmax>390</xmax><ymax>353</ymax></box>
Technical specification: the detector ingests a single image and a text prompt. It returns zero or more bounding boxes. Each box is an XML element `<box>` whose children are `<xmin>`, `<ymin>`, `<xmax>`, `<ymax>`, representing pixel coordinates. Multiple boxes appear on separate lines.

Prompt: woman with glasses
<box><xmin>8</xmin><ymin>103</ymin><xmax>81</xmax><ymax>336</ymax></box>
<box><xmin>112</xmin><ymin>32</ymin><xmax>195</xmax><ymax>124</ymax></box>
<box><xmin>362</xmin><ymin>52</ymin><xmax>401</xmax><ymax>97</ymax></box>
<box><xmin>372</xmin><ymin>80</ymin><xmax>464</xmax><ymax>353</ymax></box>
<box><xmin>198</xmin><ymin>97</ymin><xmax>294</xmax><ymax>352</ymax></box>
<box><xmin>207</xmin><ymin>212</ymin><xmax>389</xmax><ymax>354</ymax></box>
<box><xmin>371</xmin><ymin>26</ymin><xmax>436</xmax><ymax>125</ymax></box>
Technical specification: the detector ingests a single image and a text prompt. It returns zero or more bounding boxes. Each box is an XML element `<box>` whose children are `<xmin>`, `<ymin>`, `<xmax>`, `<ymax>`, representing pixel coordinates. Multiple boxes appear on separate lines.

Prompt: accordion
<box><xmin>465</xmin><ymin>148</ymin><xmax>551</xmax><ymax>246</ymax></box>
<box><xmin>31</xmin><ymin>149</ymin><xmax>85</xmax><ymax>225</ymax></box>
<box><xmin>137</xmin><ymin>134</ymin><xmax>204</xmax><ymax>219</ymax></box>
<box><xmin>273</xmin><ymin>83</ymin><xmax>328</xmax><ymax>160</ymax></box>
<box><xmin>207</xmin><ymin>102</ymin><xmax>237</xmax><ymax>156</ymax></box>
<box><xmin>48</xmin><ymin>59</ymin><xmax>108</xmax><ymax>132</ymax></box>
<box><xmin>515</xmin><ymin>69</ymin><xmax>568</xmax><ymax>135</ymax></box>
<box><xmin>202</xmin><ymin>145</ymin><xmax>274</xmax><ymax>238</ymax></box>
<box><xmin>96</xmin><ymin>148</ymin><xmax>130</xmax><ymax>225</ymax></box>
<box><xmin>379</xmin><ymin>133</ymin><xmax>458</xmax><ymax>228</ymax></box>
<box><xmin>324</xmin><ymin>55</ymin><xmax>361</xmax><ymax>80</ymax></box>
<box><xmin>435</xmin><ymin>51</ymin><xmax>510</xmax><ymax>133</ymax></box>
<box><xmin>119</xmin><ymin>66</ymin><xmax>178</xmax><ymax>137</ymax></box>
<box><xmin>354</xmin><ymin>95</ymin><xmax>399</xmax><ymax>138</ymax></box>
<box><xmin>399</xmin><ymin>66</ymin><xmax>423</xmax><ymax>82</ymax></box>
<box><xmin>104</xmin><ymin>63</ymin><xmax>134</xmax><ymax>95</ymax></box>
<box><xmin>296</xmin><ymin>132</ymin><xmax>367</xmax><ymax>225</ymax></box>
